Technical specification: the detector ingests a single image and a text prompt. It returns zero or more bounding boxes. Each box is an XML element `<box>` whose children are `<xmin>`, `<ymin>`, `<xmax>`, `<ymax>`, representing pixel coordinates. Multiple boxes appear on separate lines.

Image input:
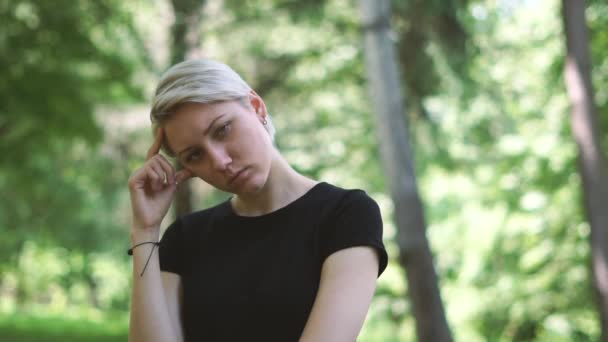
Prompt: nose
<box><xmin>207</xmin><ymin>144</ymin><xmax>232</xmax><ymax>172</ymax></box>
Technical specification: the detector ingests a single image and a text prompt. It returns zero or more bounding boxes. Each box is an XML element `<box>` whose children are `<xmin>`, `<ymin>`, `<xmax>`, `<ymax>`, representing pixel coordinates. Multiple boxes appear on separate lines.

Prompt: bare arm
<box><xmin>161</xmin><ymin>271</ymin><xmax>184</xmax><ymax>340</ymax></box>
<box><xmin>127</xmin><ymin>127</ymin><xmax>192</xmax><ymax>342</ymax></box>
<box><xmin>129</xmin><ymin>231</ymin><xmax>184</xmax><ymax>342</ymax></box>
<box><xmin>299</xmin><ymin>246</ymin><xmax>380</xmax><ymax>342</ymax></box>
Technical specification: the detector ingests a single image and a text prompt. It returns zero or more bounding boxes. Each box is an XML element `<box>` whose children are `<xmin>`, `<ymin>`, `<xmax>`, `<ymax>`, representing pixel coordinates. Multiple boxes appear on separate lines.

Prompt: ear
<box><xmin>248</xmin><ymin>90</ymin><xmax>268</xmax><ymax>121</ymax></box>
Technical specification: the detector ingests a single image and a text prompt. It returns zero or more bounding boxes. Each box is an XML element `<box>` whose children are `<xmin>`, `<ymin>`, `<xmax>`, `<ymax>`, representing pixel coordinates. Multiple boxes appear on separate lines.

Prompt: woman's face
<box><xmin>163</xmin><ymin>95</ymin><xmax>274</xmax><ymax>195</ymax></box>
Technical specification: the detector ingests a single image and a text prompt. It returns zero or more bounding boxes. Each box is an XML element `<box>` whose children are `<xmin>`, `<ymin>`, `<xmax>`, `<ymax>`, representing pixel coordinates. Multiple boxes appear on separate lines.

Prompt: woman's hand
<box><xmin>128</xmin><ymin>128</ymin><xmax>193</xmax><ymax>235</ymax></box>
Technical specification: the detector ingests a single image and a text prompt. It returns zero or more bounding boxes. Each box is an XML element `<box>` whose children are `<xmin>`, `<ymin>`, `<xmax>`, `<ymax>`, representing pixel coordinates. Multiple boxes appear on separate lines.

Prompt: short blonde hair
<box><xmin>150</xmin><ymin>59</ymin><xmax>276</xmax><ymax>155</ymax></box>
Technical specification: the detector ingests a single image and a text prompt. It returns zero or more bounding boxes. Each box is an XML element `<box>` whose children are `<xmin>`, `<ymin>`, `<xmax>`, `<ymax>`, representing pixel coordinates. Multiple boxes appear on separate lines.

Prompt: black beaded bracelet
<box><xmin>128</xmin><ymin>241</ymin><xmax>160</xmax><ymax>277</ymax></box>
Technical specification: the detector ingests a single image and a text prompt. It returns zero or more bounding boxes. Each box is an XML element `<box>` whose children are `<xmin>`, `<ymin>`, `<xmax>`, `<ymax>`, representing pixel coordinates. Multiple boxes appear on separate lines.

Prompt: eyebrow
<box><xmin>176</xmin><ymin>114</ymin><xmax>227</xmax><ymax>158</ymax></box>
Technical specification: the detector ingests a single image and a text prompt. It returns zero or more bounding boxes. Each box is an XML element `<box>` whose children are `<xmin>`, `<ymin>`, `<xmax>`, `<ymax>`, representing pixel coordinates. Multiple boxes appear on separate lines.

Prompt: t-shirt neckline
<box><xmin>223</xmin><ymin>181</ymin><xmax>327</xmax><ymax>220</ymax></box>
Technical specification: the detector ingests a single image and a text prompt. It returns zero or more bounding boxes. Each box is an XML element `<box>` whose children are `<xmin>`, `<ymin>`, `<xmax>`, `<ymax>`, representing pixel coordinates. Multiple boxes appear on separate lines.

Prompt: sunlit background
<box><xmin>1</xmin><ymin>0</ymin><xmax>607</xmax><ymax>341</ymax></box>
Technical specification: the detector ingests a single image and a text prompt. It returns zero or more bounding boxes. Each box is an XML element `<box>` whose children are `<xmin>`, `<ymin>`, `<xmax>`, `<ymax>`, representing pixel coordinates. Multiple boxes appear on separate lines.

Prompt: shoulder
<box><xmin>315</xmin><ymin>182</ymin><xmax>380</xmax><ymax>217</ymax></box>
<box><xmin>316</xmin><ymin>182</ymin><xmax>388</xmax><ymax>277</ymax></box>
<box><xmin>315</xmin><ymin>182</ymin><xmax>384</xmax><ymax>241</ymax></box>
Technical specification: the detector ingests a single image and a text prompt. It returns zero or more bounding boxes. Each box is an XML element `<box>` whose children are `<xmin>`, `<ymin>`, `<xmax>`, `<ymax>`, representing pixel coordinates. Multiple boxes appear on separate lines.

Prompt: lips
<box><xmin>229</xmin><ymin>167</ymin><xmax>248</xmax><ymax>185</ymax></box>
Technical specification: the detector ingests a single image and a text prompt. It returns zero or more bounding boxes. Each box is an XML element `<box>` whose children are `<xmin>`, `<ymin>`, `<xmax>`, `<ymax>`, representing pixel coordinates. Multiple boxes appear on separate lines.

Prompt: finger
<box><xmin>146</xmin><ymin>127</ymin><xmax>164</xmax><ymax>161</ymax></box>
<box><xmin>175</xmin><ymin>169</ymin><xmax>194</xmax><ymax>184</ymax></box>
<box><xmin>145</xmin><ymin>168</ymin><xmax>163</xmax><ymax>192</ymax></box>
<box><xmin>147</xmin><ymin>162</ymin><xmax>166</xmax><ymax>186</ymax></box>
<box><xmin>154</xmin><ymin>155</ymin><xmax>176</xmax><ymax>183</ymax></box>
<box><xmin>127</xmin><ymin>167</ymin><xmax>146</xmax><ymax>190</ymax></box>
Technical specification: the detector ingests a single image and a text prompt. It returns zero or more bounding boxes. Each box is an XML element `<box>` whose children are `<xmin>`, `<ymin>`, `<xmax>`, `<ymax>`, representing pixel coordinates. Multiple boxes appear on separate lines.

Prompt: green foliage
<box><xmin>415</xmin><ymin>0</ymin><xmax>604</xmax><ymax>340</ymax></box>
<box><xmin>0</xmin><ymin>0</ymin><xmax>144</xmax><ymax>160</ymax></box>
<box><xmin>0</xmin><ymin>4</ymin><xmax>148</xmax><ymax>335</ymax></box>
<box><xmin>0</xmin><ymin>0</ymin><xmax>147</xmax><ymax>258</ymax></box>
<box><xmin>392</xmin><ymin>0</ymin><xmax>476</xmax><ymax>119</ymax></box>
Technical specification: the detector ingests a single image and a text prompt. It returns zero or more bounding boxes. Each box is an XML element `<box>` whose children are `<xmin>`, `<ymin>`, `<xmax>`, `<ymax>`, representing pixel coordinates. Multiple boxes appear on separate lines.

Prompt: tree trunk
<box><xmin>169</xmin><ymin>0</ymin><xmax>206</xmax><ymax>217</ymax></box>
<box><xmin>562</xmin><ymin>1</ymin><xmax>608</xmax><ymax>340</ymax></box>
<box><xmin>358</xmin><ymin>1</ymin><xmax>453</xmax><ymax>341</ymax></box>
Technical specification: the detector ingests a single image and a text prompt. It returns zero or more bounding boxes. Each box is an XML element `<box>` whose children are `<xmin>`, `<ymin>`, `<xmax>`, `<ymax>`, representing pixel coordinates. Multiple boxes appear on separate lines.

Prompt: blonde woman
<box><xmin>127</xmin><ymin>59</ymin><xmax>388</xmax><ymax>342</ymax></box>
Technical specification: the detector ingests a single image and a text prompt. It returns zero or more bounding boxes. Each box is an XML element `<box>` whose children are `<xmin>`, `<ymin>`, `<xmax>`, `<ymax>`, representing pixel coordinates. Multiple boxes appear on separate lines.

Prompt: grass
<box><xmin>0</xmin><ymin>311</ymin><xmax>128</xmax><ymax>342</ymax></box>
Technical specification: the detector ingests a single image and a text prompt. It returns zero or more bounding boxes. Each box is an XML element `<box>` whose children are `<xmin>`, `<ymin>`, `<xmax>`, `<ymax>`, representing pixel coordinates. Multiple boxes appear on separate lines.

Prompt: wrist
<box><xmin>130</xmin><ymin>227</ymin><xmax>160</xmax><ymax>244</ymax></box>
<box><xmin>127</xmin><ymin>241</ymin><xmax>160</xmax><ymax>256</ymax></box>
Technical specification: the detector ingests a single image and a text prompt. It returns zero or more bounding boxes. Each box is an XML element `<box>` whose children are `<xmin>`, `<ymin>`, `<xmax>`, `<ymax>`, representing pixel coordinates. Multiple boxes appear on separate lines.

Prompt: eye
<box><xmin>215</xmin><ymin>122</ymin><xmax>232</xmax><ymax>138</ymax></box>
<box><xmin>185</xmin><ymin>150</ymin><xmax>203</xmax><ymax>163</ymax></box>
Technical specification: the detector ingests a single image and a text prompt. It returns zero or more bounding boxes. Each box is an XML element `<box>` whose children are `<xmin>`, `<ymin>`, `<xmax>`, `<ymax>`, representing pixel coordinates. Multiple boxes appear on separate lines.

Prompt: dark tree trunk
<box><xmin>358</xmin><ymin>0</ymin><xmax>453</xmax><ymax>341</ymax></box>
<box><xmin>562</xmin><ymin>1</ymin><xmax>608</xmax><ymax>340</ymax></box>
<box><xmin>170</xmin><ymin>0</ymin><xmax>206</xmax><ymax>64</ymax></box>
<box><xmin>169</xmin><ymin>0</ymin><xmax>206</xmax><ymax>217</ymax></box>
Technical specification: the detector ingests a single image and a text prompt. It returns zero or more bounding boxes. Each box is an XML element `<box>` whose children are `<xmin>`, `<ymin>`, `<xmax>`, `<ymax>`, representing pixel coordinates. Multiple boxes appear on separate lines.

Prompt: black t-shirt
<box><xmin>159</xmin><ymin>181</ymin><xmax>388</xmax><ymax>342</ymax></box>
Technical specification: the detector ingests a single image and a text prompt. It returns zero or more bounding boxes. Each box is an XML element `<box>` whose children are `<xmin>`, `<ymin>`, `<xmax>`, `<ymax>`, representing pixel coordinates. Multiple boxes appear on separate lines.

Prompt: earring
<box><xmin>262</xmin><ymin>118</ymin><xmax>267</xmax><ymax>125</ymax></box>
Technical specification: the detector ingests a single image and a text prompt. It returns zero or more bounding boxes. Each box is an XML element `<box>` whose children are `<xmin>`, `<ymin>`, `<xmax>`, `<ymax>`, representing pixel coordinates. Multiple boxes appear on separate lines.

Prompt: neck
<box><xmin>231</xmin><ymin>151</ymin><xmax>317</xmax><ymax>216</ymax></box>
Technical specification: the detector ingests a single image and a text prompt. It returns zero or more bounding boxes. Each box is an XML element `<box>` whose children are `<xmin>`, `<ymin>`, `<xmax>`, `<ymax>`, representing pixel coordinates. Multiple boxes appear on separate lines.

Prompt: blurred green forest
<box><xmin>0</xmin><ymin>0</ymin><xmax>607</xmax><ymax>341</ymax></box>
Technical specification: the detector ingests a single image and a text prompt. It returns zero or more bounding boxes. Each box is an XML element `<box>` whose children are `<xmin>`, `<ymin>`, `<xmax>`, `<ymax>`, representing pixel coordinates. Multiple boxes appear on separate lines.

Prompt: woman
<box><xmin>128</xmin><ymin>59</ymin><xmax>388</xmax><ymax>342</ymax></box>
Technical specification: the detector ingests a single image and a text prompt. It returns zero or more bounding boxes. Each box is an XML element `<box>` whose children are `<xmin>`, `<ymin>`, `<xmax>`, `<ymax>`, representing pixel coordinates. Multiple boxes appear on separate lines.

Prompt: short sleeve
<box><xmin>321</xmin><ymin>190</ymin><xmax>389</xmax><ymax>277</ymax></box>
<box><xmin>158</xmin><ymin>218</ymin><xmax>184</xmax><ymax>275</ymax></box>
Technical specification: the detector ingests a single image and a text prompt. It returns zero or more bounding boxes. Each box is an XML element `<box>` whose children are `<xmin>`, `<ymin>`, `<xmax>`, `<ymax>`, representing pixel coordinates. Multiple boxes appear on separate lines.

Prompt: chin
<box><xmin>236</xmin><ymin>175</ymin><xmax>267</xmax><ymax>195</ymax></box>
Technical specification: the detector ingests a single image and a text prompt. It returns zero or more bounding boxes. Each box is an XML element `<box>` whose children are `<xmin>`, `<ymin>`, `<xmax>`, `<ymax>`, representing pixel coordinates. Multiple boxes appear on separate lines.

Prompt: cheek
<box><xmin>187</xmin><ymin>162</ymin><xmax>214</xmax><ymax>178</ymax></box>
<box><xmin>235</xmin><ymin>127</ymin><xmax>263</xmax><ymax>150</ymax></box>
<box><xmin>254</xmin><ymin>124</ymin><xmax>273</xmax><ymax>148</ymax></box>
<box><xmin>254</xmin><ymin>133</ymin><xmax>273</xmax><ymax>161</ymax></box>
<box><xmin>229</xmin><ymin>123</ymin><xmax>272</xmax><ymax>161</ymax></box>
